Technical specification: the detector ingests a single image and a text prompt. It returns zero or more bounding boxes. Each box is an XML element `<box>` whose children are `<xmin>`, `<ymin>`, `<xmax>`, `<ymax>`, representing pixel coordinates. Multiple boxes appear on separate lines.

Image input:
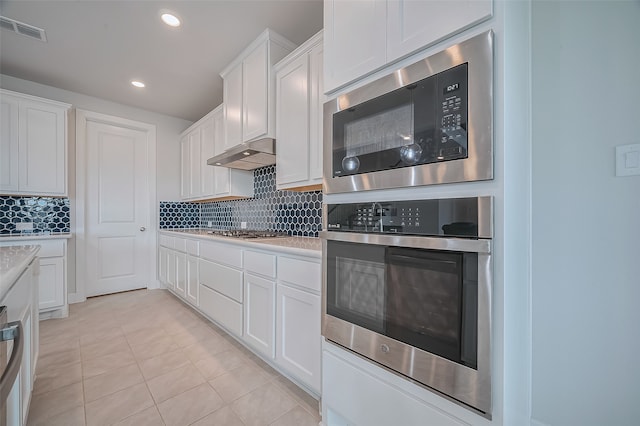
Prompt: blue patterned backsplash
<box><xmin>159</xmin><ymin>166</ymin><xmax>322</xmax><ymax>237</ymax></box>
<box><xmin>0</xmin><ymin>196</ymin><xmax>71</xmax><ymax>235</ymax></box>
<box><xmin>158</xmin><ymin>202</ymin><xmax>201</xmax><ymax>229</ymax></box>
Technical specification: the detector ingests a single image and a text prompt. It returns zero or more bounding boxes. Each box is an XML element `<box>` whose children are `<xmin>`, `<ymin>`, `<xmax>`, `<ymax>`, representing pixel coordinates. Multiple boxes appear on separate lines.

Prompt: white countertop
<box><xmin>0</xmin><ymin>233</ymin><xmax>72</xmax><ymax>242</ymax></box>
<box><xmin>160</xmin><ymin>229</ymin><xmax>321</xmax><ymax>258</ymax></box>
<box><xmin>0</xmin><ymin>245</ymin><xmax>40</xmax><ymax>301</ymax></box>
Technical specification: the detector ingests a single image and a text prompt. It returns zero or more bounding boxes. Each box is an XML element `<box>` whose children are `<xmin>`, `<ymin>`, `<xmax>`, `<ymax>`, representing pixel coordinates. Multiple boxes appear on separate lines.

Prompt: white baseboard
<box><xmin>39</xmin><ymin>305</ymin><xmax>69</xmax><ymax>320</ymax></box>
<box><xmin>531</xmin><ymin>419</ymin><xmax>551</xmax><ymax>426</ymax></box>
<box><xmin>68</xmin><ymin>292</ymin><xmax>85</xmax><ymax>304</ymax></box>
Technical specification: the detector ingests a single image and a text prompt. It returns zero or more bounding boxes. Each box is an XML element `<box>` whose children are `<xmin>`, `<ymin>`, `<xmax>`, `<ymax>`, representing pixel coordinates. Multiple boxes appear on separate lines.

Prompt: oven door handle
<box><xmin>0</xmin><ymin>321</ymin><xmax>23</xmax><ymax>404</ymax></box>
<box><xmin>320</xmin><ymin>231</ymin><xmax>491</xmax><ymax>254</ymax></box>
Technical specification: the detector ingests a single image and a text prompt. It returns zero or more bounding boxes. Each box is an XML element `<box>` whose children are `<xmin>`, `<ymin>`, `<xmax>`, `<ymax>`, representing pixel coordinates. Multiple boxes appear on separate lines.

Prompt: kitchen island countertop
<box><xmin>0</xmin><ymin>245</ymin><xmax>40</xmax><ymax>300</ymax></box>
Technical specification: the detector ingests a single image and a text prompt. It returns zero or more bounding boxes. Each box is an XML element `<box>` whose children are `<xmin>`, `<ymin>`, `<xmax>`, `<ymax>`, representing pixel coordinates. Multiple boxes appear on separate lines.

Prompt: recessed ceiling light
<box><xmin>131</xmin><ymin>80</ymin><xmax>145</xmax><ymax>88</ymax></box>
<box><xmin>161</xmin><ymin>12</ymin><xmax>181</xmax><ymax>27</ymax></box>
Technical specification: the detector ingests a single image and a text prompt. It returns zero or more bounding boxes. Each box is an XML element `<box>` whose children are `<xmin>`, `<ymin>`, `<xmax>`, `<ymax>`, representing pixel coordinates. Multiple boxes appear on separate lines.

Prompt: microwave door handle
<box><xmin>0</xmin><ymin>321</ymin><xmax>24</xmax><ymax>403</ymax></box>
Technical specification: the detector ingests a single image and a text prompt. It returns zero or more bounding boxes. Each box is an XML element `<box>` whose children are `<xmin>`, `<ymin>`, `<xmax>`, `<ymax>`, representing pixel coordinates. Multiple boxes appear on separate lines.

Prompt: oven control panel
<box><xmin>326</xmin><ymin>197</ymin><xmax>481</xmax><ymax>238</ymax></box>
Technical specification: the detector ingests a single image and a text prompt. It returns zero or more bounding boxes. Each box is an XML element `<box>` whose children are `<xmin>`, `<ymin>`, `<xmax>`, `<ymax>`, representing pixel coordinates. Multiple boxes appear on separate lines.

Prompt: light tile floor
<box><xmin>27</xmin><ymin>289</ymin><xmax>321</xmax><ymax>426</ymax></box>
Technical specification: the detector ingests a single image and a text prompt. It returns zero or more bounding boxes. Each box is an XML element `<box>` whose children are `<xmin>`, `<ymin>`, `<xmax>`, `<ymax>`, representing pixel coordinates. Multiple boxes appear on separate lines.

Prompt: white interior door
<box><xmin>85</xmin><ymin>120</ymin><xmax>150</xmax><ymax>297</ymax></box>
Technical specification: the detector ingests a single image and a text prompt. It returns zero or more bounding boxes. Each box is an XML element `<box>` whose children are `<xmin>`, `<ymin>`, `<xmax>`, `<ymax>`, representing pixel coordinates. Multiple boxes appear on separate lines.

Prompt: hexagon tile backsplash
<box><xmin>160</xmin><ymin>165</ymin><xmax>323</xmax><ymax>237</ymax></box>
<box><xmin>0</xmin><ymin>196</ymin><xmax>70</xmax><ymax>235</ymax></box>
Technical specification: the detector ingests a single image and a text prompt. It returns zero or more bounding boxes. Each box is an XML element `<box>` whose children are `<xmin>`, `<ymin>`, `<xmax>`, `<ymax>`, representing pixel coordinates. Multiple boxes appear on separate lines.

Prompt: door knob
<box><xmin>140</xmin><ymin>227</ymin><xmax>146</xmax><ymax>232</ymax></box>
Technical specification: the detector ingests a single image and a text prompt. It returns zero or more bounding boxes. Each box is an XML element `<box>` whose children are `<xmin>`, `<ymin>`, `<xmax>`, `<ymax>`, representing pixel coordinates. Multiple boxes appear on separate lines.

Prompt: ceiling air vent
<box><xmin>0</xmin><ymin>16</ymin><xmax>47</xmax><ymax>42</ymax></box>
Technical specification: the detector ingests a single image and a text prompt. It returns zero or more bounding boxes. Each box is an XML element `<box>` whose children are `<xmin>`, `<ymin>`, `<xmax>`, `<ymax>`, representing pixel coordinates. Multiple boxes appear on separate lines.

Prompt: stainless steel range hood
<box><xmin>207</xmin><ymin>138</ymin><xmax>275</xmax><ymax>170</ymax></box>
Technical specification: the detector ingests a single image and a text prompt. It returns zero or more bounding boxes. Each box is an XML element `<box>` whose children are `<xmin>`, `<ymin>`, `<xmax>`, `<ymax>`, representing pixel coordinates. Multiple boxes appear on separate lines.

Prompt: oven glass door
<box><xmin>331</xmin><ymin>63</ymin><xmax>468</xmax><ymax>178</ymax></box>
<box><xmin>326</xmin><ymin>240</ymin><xmax>478</xmax><ymax>368</ymax></box>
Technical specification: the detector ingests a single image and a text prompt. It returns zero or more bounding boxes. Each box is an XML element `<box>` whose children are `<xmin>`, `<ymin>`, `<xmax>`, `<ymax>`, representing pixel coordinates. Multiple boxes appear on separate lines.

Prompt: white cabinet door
<box><xmin>158</xmin><ymin>246</ymin><xmax>168</xmax><ymax>284</ymax></box>
<box><xmin>180</xmin><ymin>136</ymin><xmax>190</xmax><ymax>200</ymax></box>
<box><xmin>386</xmin><ymin>0</ymin><xmax>492</xmax><ymax>62</ymax></box>
<box><xmin>38</xmin><ymin>257</ymin><xmax>64</xmax><ymax>311</ymax></box>
<box><xmin>0</xmin><ymin>94</ymin><xmax>20</xmax><ymax>192</ymax></box>
<box><xmin>213</xmin><ymin>105</ymin><xmax>226</xmax><ymax>156</ymax></box>
<box><xmin>186</xmin><ymin>254</ymin><xmax>199</xmax><ymax>306</ymax></box>
<box><xmin>212</xmin><ymin>105</ymin><xmax>232</xmax><ymax>196</ymax></box>
<box><xmin>175</xmin><ymin>251</ymin><xmax>186</xmax><ymax>298</ymax></box>
<box><xmin>276</xmin><ymin>53</ymin><xmax>310</xmax><ymax>188</ymax></box>
<box><xmin>244</xmin><ymin>273</ymin><xmax>276</xmax><ymax>358</ymax></box>
<box><xmin>189</xmin><ymin>128</ymin><xmax>202</xmax><ymax>198</ymax></box>
<box><xmin>324</xmin><ymin>0</ymin><xmax>387</xmax><ymax>93</ymax></box>
<box><xmin>167</xmin><ymin>250</ymin><xmax>177</xmax><ymax>290</ymax></box>
<box><xmin>242</xmin><ymin>42</ymin><xmax>269</xmax><ymax>142</ymax></box>
<box><xmin>200</xmin><ymin>115</ymin><xmax>215</xmax><ymax>198</ymax></box>
<box><xmin>18</xmin><ymin>100</ymin><xmax>67</xmax><ymax>195</ymax></box>
<box><xmin>0</xmin><ymin>90</ymin><xmax>69</xmax><ymax>196</ymax></box>
<box><xmin>276</xmin><ymin>283</ymin><xmax>321</xmax><ymax>393</ymax></box>
<box><xmin>223</xmin><ymin>62</ymin><xmax>243</xmax><ymax>151</ymax></box>
<box><xmin>308</xmin><ymin>42</ymin><xmax>324</xmax><ymax>182</ymax></box>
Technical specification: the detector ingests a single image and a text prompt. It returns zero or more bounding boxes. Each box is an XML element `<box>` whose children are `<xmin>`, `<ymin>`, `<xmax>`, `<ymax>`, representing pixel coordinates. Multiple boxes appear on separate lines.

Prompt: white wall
<box><xmin>531</xmin><ymin>2</ymin><xmax>640</xmax><ymax>425</ymax></box>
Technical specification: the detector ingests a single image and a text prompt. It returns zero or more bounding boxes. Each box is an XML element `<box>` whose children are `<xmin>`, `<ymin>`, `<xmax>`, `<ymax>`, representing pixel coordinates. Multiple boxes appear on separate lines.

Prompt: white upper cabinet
<box><xmin>221</xmin><ymin>29</ymin><xmax>297</xmax><ymax>151</ymax></box>
<box><xmin>180</xmin><ymin>105</ymin><xmax>253</xmax><ymax>201</ymax></box>
<box><xmin>242</xmin><ymin>43</ymin><xmax>270</xmax><ymax>142</ymax></box>
<box><xmin>275</xmin><ymin>31</ymin><xmax>324</xmax><ymax>191</ymax></box>
<box><xmin>323</xmin><ymin>0</ymin><xmax>387</xmax><ymax>94</ymax></box>
<box><xmin>386</xmin><ymin>0</ymin><xmax>493</xmax><ymax>62</ymax></box>
<box><xmin>0</xmin><ymin>94</ymin><xmax>19</xmax><ymax>192</ymax></box>
<box><xmin>223</xmin><ymin>63</ymin><xmax>244</xmax><ymax>151</ymax></box>
<box><xmin>200</xmin><ymin>115</ymin><xmax>215</xmax><ymax>197</ymax></box>
<box><xmin>0</xmin><ymin>89</ymin><xmax>70</xmax><ymax>196</ymax></box>
<box><xmin>308</xmin><ymin>41</ymin><xmax>324</xmax><ymax>182</ymax></box>
<box><xmin>324</xmin><ymin>0</ymin><xmax>493</xmax><ymax>93</ymax></box>
<box><xmin>180</xmin><ymin>136</ymin><xmax>190</xmax><ymax>199</ymax></box>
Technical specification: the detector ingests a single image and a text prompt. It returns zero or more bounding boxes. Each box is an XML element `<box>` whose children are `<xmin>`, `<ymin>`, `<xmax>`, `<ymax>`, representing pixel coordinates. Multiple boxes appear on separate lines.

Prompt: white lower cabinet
<box><xmin>275</xmin><ymin>256</ymin><xmax>321</xmax><ymax>395</ymax></box>
<box><xmin>158</xmin><ymin>246</ymin><xmax>168</xmax><ymax>284</ymax></box>
<box><xmin>2</xmin><ymin>259</ymin><xmax>37</xmax><ymax>426</ymax></box>
<box><xmin>199</xmin><ymin>285</ymin><xmax>243</xmax><ymax>337</ymax></box>
<box><xmin>175</xmin><ymin>252</ymin><xmax>187</xmax><ymax>298</ymax></box>
<box><xmin>37</xmin><ymin>257</ymin><xmax>64</xmax><ymax>311</ymax></box>
<box><xmin>198</xmin><ymin>240</ymin><xmax>244</xmax><ymax>336</ymax></box>
<box><xmin>185</xmin><ymin>254</ymin><xmax>199</xmax><ymax>306</ymax></box>
<box><xmin>166</xmin><ymin>250</ymin><xmax>177</xmax><ymax>291</ymax></box>
<box><xmin>244</xmin><ymin>273</ymin><xmax>276</xmax><ymax>358</ymax></box>
<box><xmin>0</xmin><ymin>238</ymin><xmax>67</xmax><ymax>316</ymax></box>
<box><xmin>157</xmin><ymin>232</ymin><xmax>321</xmax><ymax>397</ymax></box>
<box><xmin>322</xmin><ymin>343</ymin><xmax>487</xmax><ymax>426</ymax></box>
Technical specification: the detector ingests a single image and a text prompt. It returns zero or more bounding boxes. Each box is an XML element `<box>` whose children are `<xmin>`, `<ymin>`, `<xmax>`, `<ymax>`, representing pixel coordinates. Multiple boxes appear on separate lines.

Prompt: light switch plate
<box><xmin>16</xmin><ymin>222</ymin><xmax>33</xmax><ymax>231</ymax></box>
<box><xmin>616</xmin><ymin>143</ymin><xmax>640</xmax><ymax>177</ymax></box>
<box><xmin>240</xmin><ymin>222</ymin><xmax>247</xmax><ymax>229</ymax></box>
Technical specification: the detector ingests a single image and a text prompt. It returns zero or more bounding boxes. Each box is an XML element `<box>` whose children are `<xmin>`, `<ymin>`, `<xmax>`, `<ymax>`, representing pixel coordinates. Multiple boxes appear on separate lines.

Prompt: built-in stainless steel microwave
<box><xmin>323</xmin><ymin>30</ymin><xmax>493</xmax><ymax>194</ymax></box>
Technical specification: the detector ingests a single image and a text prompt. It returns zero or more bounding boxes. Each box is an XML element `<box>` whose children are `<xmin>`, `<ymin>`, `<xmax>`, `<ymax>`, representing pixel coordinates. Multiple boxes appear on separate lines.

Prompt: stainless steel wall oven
<box><xmin>320</xmin><ymin>197</ymin><xmax>492</xmax><ymax>416</ymax></box>
<box><xmin>323</xmin><ymin>31</ymin><xmax>493</xmax><ymax>194</ymax></box>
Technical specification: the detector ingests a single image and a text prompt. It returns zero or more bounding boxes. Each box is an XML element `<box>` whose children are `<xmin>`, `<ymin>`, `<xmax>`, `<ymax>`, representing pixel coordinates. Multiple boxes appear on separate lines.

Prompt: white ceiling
<box><xmin>0</xmin><ymin>0</ymin><xmax>323</xmax><ymax>122</ymax></box>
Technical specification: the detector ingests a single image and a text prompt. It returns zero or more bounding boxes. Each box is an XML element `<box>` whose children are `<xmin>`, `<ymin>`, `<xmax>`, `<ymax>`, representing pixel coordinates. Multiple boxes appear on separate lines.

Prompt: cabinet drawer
<box><xmin>200</xmin><ymin>241</ymin><xmax>242</xmax><ymax>268</ymax></box>
<box><xmin>174</xmin><ymin>237</ymin><xmax>187</xmax><ymax>253</ymax></box>
<box><xmin>199</xmin><ymin>285</ymin><xmax>242</xmax><ymax>337</ymax></box>
<box><xmin>244</xmin><ymin>251</ymin><xmax>276</xmax><ymax>278</ymax></box>
<box><xmin>278</xmin><ymin>257</ymin><xmax>321</xmax><ymax>293</ymax></box>
<box><xmin>186</xmin><ymin>239</ymin><xmax>199</xmax><ymax>256</ymax></box>
<box><xmin>159</xmin><ymin>234</ymin><xmax>174</xmax><ymax>248</ymax></box>
<box><xmin>198</xmin><ymin>258</ymin><xmax>243</xmax><ymax>303</ymax></box>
